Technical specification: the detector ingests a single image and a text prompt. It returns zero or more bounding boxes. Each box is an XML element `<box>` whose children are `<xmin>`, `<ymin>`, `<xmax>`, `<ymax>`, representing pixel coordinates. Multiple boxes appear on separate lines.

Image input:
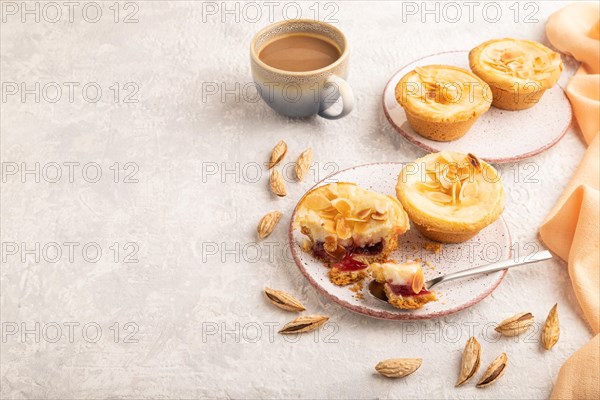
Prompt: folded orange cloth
<box><xmin>546</xmin><ymin>3</ymin><xmax>600</xmax><ymax>74</ymax></box>
<box><xmin>566</xmin><ymin>69</ymin><xmax>600</xmax><ymax>144</ymax></box>
<box><xmin>550</xmin><ymin>334</ymin><xmax>600</xmax><ymax>400</ymax></box>
<box><xmin>544</xmin><ymin>3</ymin><xmax>600</xmax><ymax>399</ymax></box>
<box><xmin>540</xmin><ymin>135</ymin><xmax>600</xmax><ymax>332</ymax></box>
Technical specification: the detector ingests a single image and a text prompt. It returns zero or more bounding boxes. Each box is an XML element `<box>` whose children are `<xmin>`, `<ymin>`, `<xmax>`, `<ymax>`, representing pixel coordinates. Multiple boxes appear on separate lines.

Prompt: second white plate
<box><xmin>382</xmin><ymin>51</ymin><xmax>572</xmax><ymax>163</ymax></box>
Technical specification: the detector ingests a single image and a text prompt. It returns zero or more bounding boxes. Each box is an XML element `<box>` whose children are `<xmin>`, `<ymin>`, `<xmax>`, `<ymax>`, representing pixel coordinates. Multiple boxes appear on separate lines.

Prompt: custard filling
<box><xmin>370</xmin><ymin>260</ymin><xmax>430</xmax><ymax>296</ymax></box>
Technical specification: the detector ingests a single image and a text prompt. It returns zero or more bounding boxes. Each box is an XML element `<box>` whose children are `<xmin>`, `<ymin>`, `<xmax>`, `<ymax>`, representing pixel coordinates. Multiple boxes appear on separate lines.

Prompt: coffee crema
<box><xmin>258</xmin><ymin>33</ymin><xmax>341</xmax><ymax>72</ymax></box>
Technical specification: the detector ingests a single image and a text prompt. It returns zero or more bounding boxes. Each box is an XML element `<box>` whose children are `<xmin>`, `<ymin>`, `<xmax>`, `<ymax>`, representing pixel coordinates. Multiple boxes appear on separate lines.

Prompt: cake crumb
<box><xmin>350</xmin><ymin>280</ymin><xmax>364</xmax><ymax>293</ymax></box>
<box><xmin>423</xmin><ymin>241</ymin><xmax>443</xmax><ymax>253</ymax></box>
<box><xmin>350</xmin><ymin>280</ymin><xmax>365</xmax><ymax>300</ymax></box>
<box><xmin>329</xmin><ymin>268</ymin><xmax>367</xmax><ymax>286</ymax></box>
<box><xmin>423</xmin><ymin>260</ymin><xmax>436</xmax><ymax>270</ymax></box>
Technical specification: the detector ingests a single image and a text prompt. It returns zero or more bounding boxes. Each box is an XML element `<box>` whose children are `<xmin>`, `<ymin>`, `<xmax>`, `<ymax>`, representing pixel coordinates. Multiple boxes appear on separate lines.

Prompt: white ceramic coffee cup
<box><xmin>250</xmin><ymin>20</ymin><xmax>354</xmax><ymax>119</ymax></box>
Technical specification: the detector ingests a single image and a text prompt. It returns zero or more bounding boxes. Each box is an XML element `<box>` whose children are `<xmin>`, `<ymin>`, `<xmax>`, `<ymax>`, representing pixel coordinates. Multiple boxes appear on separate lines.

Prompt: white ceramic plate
<box><xmin>382</xmin><ymin>51</ymin><xmax>572</xmax><ymax>163</ymax></box>
<box><xmin>289</xmin><ymin>162</ymin><xmax>512</xmax><ymax>320</ymax></box>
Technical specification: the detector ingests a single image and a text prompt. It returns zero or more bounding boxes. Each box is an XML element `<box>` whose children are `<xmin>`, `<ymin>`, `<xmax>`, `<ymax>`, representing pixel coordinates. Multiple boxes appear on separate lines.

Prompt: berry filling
<box><xmin>353</xmin><ymin>240</ymin><xmax>384</xmax><ymax>256</ymax></box>
<box><xmin>332</xmin><ymin>253</ymin><xmax>368</xmax><ymax>272</ymax></box>
<box><xmin>312</xmin><ymin>240</ymin><xmax>384</xmax><ymax>261</ymax></box>
<box><xmin>312</xmin><ymin>242</ymin><xmax>330</xmax><ymax>260</ymax></box>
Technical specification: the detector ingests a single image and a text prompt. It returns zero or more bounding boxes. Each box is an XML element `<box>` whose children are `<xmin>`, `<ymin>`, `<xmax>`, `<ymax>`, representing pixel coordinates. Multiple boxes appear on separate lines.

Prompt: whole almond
<box><xmin>268</xmin><ymin>140</ymin><xmax>287</xmax><ymax>169</ymax></box>
<box><xmin>295</xmin><ymin>148</ymin><xmax>313</xmax><ymax>181</ymax></box>
<box><xmin>456</xmin><ymin>337</ymin><xmax>481</xmax><ymax>387</ymax></box>
<box><xmin>257</xmin><ymin>211</ymin><xmax>283</xmax><ymax>239</ymax></box>
<box><xmin>542</xmin><ymin>304</ymin><xmax>560</xmax><ymax>350</ymax></box>
<box><xmin>279</xmin><ymin>315</ymin><xmax>328</xmax><ymax>334</ymax></box>
<box><xmin>375</xmin><ymin>358</ymin><xmax>422</xmax><ymax>378</ymax></box>
<box><xmin>269</xmin><ymin>169</ymin><xmax>287</xmax><ymax>197</ymax></box>
<box><xmin>495</xmin><ymin>312</ymin><xmax>534</xmax><ymax>337</ymax></box>
<box><xmin>264</xmin><ymin>288</ymin><xmax>305</xmax><ymax>312</ymax></box>
<box><xmin>477</xmin><ymin>352</ymin><xmax>507</xmax><ymax>388</ymax></box>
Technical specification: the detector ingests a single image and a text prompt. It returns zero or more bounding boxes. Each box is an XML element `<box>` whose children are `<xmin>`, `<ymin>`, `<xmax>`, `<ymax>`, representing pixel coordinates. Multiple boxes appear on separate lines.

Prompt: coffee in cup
<box><xmin>250</xmin><ymin>20</ymin><xmax>354</xmax><ymax>119</ymax></box>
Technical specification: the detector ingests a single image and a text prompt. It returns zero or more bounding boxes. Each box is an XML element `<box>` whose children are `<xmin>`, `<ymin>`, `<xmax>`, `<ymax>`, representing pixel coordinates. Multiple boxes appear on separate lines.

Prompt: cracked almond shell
<box><xmin>264</xmin><ymin>288</ymin><xmax>305</xmax><ymax>312</ymax></box>
<box><xmin>542</xmin><ymin>303</ymin><xmax>560</xmax><ymax>350</ymax></box>
<box><xmin>279</xmin><ymin>315</ymin><xmax>328</xmax><ymax>334</ymax></box>
<box><xmin>477</xmin><ymin>352</ymin><xmax>507</xmax><ymax>388</ymax></box>
<box><xmin>456</xmin><ymin>336</ymin><xmax>481</xmax><ymax>386</ymax></box>
<box><xmin>495</xmin><ymin>312</ymin><xmax>534</xmax><ymax>337</ymax></box>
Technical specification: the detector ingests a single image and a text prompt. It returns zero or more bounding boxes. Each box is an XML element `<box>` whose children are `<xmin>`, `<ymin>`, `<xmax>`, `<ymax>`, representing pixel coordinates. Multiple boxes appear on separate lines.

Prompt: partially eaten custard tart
<box><xmin>396</xmin><ymin>151</ymin><xmax>505</xmax><ymax>243</ymax></box>
<box><xmin>370</xmin><ymin>260</ymin><xmax>437</xmax><ymax>309</ymax></box>
<box><xmin>469</xmin><ymin>38</ymin><xmax>563</xmax><ymax>110</ymax></box>
<box><xmin>395</xmin><ymin>65</ymin><xmax>492</xmax><ymax>141</ymax></box>
<box><xmin>295</xmin><ymin>182</ymin><xmax>410</xmax><ymax>285</ymax></box>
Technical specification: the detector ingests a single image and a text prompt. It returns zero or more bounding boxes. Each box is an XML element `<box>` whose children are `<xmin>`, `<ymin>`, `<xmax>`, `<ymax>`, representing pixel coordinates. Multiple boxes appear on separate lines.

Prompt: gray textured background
<box><xmin>0</xmin><ymin>1</ymin><xmax>593</xmax><ymax>398</ymax></box>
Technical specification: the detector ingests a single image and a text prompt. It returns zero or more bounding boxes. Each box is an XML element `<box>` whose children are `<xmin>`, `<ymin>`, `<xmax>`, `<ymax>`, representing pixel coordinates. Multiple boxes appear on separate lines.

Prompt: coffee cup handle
<box><xmin>318</xmin><ymin>75</ymin><xmax>355</xmax><ymax>120</ymax></box>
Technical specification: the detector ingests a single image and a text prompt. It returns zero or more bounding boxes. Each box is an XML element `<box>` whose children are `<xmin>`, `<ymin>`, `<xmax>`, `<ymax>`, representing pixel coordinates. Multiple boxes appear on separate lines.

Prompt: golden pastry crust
<box><xmin>401</xmin><ymin>114</ymin><xmax>480</xmax><ymax>142</ymax></box>
<box><xmin>328</xmin><ymin>267</ymin><xmax>368</xmax><ymax>286</ymax></box>
<box><xmin>469</xmin><ymin>38</ymin><xmax>563</xmax><ymax>110</ymax></box>
<box><xmin>395</xmin><ymin>65</ymin><xmax>491</xmax><ymax>141</ymax></box>
<box><xmin>396</xmin><ymin>151</ymin><xmax>505</xmax><ymax>243</ymax></box>
<box><xmin>374</xmin><ymin>234</ymin><xmax>398</xmax><ymax>263</ymax></box>
<box><xmin>384</xmin><ymin>286</ymin><xmax>438</xmax><ymax>310</ymax></box>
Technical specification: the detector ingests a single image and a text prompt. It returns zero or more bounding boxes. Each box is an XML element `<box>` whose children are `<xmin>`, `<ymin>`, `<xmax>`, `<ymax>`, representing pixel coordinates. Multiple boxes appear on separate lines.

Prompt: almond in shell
<box><xmin>455</xmin><ymin>337</ymin><xmax>481</xmax><ymax>387</ymax></box>
<box><xmin>542</xmin><ymin>303</ymin><xmax>560</xmax><ymax>350</ymax></box>
<box><xmin>495</xmin><ymin>312</ymin><xmax>534</xmax><ymax>337</ymax></box>
<box><xmin>264</xmin><ymin>288</ymin><xmax>305</xmax><ymax>312</ymax></box>
<box><xmin>268</xmin><ymin>140</ymin><xmax>287</xmax><ymax>169</ymax></box>
<box><xmin>375</xmin><ymin>358</ymin><xmax>422</xmax><ymax>378</ymax></box>
<box><xmin>476</xmin><ymin>352</ymin><xmax>507</xmax><ymax>388</ymax></box>
<box><xmin>295</xmin><ymin>148</ymin><xmax>313</xmax><ymax>181</ymax></box>
<box><xmin>279</xmin><ymin>315</ymin><xmax>329</xmax><ymax>334</ymax></box>
<box><xmin>269</xmin><ymin>169</ymin><xmax>287</xmax><ymax>197</ymax></box>
<box><xmin>257</xmin><ymin>211</ymin><xmax>283</xmax><ymax>239</ymax></box>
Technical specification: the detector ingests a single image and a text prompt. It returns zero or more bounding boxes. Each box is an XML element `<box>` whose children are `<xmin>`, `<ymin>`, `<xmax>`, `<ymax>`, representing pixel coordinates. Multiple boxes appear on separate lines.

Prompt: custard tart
<box><xmin>295</xmin><ymin>182</ymin><xmax>410</xmax><ymax>283</ymax></box>
<box><xmin>395</xmin><ymin>65</ymin><xmax>492</xmax><ymax>141</ymax></box>
<box><xmin>396</xmin><ymin>152</ymin><xmax>505</xmax><ymax>243</ymax></box>
<box><xmin>370</xmin><ymin>260</ymin><xmax>437</xmax><ymax>309</ymax></box>
<box><xmin>469</xmin><ymin>38</ymin><xmax>563</xmax><ymax>110</ymax></box>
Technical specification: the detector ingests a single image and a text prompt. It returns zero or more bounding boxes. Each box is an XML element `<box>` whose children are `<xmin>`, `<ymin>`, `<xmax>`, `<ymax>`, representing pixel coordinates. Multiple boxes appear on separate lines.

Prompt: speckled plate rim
<box><xmin>288</xmin><ymin>162</ymin><xmax>512</xmax><ymax>321</ymax></box>
<box><xmin>382</xmin><ymin>50</ymin><xmax>573</xmax><ymax>164</ymax></box>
